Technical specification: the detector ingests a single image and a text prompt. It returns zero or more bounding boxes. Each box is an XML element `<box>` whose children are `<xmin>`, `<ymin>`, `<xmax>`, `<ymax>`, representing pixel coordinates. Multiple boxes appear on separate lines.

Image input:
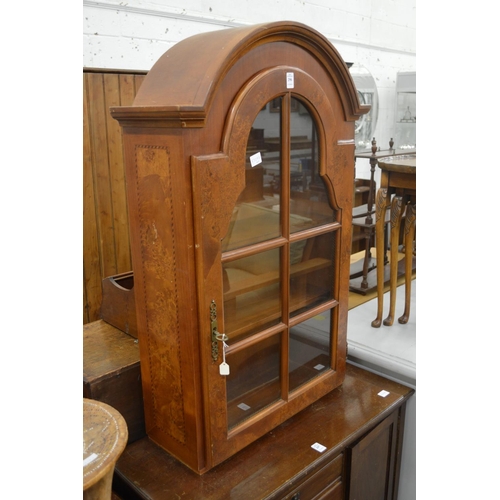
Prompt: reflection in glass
<box><xmin>226</xmin><ymin>334</ymin><xmax>282</xmax><ymax>429</ymax></box>
<box><xmin>223</xmin><ymin>248</ymin><xmax>282</xmax><ymax>343</ymax></box>
<box><xmin>222</xmin><ymin>203</ymin><xmax>281</xmax><ymax>252</ymax></box>
<box><xmin>289</xmin><ymin>232</ymin><xmax>335</xmax><ymax>318</ymax></box>
<box><xmin>395</xmin><ymin>84</ymin><xmax>416</xmax><ymax>149</ymax></box>
<box><xmin>349</xmin><ymin>63</ymin><xmax>379</xmax><ymax>150</ymax></box>
<box><xmin>289</xmin><ymin>98</ymin><xmax>334</xmax><ymax>232</ymax></box>
<box><xmin>289</xmin><ymin>310</ymin><xmax>331</xmax><ymax>392</ymax></box>
<box><xmin>221</xmin><ymin>98</ymin><xmax>282</xmax><ymax>252</ymax></box>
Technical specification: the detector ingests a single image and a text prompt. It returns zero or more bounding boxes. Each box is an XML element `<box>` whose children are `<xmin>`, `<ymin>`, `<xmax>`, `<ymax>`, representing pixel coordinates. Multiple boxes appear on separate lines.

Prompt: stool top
<box><xmin>83</xmin><ymin>398</ymin><xmax>128</xmax><ymax>490</ymax></box>
<box><xmin>377</xmin><ymin>155</ymin><xmax>416</xmax><ymax>174</ymax></box>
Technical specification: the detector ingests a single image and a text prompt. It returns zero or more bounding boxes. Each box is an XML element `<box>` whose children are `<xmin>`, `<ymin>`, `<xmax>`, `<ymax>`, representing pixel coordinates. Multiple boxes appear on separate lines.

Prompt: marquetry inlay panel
<box><xmin>135</xmin><ymin>145</ymin><xmax>186</xmax><ymax>444</ymax></box>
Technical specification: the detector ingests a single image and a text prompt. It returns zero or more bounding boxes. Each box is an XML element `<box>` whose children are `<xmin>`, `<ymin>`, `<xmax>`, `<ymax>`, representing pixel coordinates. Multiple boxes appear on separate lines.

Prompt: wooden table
<box><xmin>350</xmin><ymin>139</ymin><xmax>415</xmax><ymax>294</ymax></box>
<box><xmin>372</xmin><ymin>155</ymin><xmax>416</xmax><ymax>328</ymax></box>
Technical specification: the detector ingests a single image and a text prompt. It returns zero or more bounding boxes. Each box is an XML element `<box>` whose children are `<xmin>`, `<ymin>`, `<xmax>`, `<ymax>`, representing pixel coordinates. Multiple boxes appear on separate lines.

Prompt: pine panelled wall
<box><xmin>83</xmin><ymin>69</ymin><xmax>146</xmax><ymax>323</ymax></box>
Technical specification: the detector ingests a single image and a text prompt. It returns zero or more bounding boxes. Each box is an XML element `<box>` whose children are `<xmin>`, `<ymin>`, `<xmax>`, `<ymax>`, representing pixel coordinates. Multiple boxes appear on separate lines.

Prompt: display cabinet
<box><xmin>394</xmin><ymin>71</ymin><xmax>416</xmax><ymax>150</ymax></box>
<box><xmin>111</xmin><ymin>21</ymin><xmax>369</xmax><ymax>474</ymax></box>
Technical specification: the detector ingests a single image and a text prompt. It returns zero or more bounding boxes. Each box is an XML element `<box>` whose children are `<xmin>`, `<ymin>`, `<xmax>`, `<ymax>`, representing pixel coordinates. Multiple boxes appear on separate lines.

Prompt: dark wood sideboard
<box><xmin>111</xmin><ymin>361</ymin><xmax>412</xmax><ymax>500</ymax></box>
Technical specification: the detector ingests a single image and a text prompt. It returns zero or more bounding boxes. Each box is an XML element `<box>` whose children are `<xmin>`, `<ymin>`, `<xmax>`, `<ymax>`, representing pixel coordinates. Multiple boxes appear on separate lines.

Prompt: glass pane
<box><xmin>223</xmin><ymin>248</ymin><xmax>282</xmax><ymax>343</ymax></box>
<box><xmin>289</xmin><ymin>232</ymin><xmax>335</xmax><ymax>317</ymax></box>
<box><xmin>289</xmin><ymin>309</ymin><xmax>331</xmax><ymax>392</ymax></box>
<box><xmin>226</xmin><ymin>334</ymin><xmax>282</xmax><ymax>429</ymax></box>
<box><xmin>289</xmin><ymin>98</ymin><xmax>334</xmax><ymax>232</ymax></box>
<box><xmin>221</xmin><ymin>98</ymin><xmax>282</xmax><ymax>252</ymax></box>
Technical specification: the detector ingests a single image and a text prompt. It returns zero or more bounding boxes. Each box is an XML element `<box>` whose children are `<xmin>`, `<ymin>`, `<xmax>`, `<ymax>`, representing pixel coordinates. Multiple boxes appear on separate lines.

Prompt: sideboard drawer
<box><xmin>283</xmin><ymin>453</ymin><xmax>343</xmax><ymax>500</ymax></box>
<box><xmin>314</xmin><ymin>479</ymin><xmax>343</xmax><ymax>500</ymax></box>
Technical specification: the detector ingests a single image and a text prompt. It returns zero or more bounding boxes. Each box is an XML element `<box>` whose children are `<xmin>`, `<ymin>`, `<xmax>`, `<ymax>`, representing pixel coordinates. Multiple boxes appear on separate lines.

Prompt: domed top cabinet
<box><xmin>111</xmin><ymin>21</ymin><xmax>369</xmax><ymax>474</ymax></box>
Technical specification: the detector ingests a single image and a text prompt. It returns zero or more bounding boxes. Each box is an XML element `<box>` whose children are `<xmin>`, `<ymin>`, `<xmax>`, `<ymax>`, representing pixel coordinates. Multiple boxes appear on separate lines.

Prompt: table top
<box><xmin>83</xmin><ymin>320</ymin><xmax>140</xmax><ymax>383</ymax></box>
<box><xmin>83</xmin><ymin>398</ymin><xmax>128</xmax><ymax>490</ymax></box>
<box><xmin>377</xmin><ymin>155</ymin><xmax>416</xmax><ymax>174</ymax></box>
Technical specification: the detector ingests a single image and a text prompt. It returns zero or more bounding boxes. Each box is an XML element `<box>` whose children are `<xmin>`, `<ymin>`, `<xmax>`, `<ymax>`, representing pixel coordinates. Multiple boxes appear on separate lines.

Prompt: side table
<box><xmin>350</xmin><ymin>138</ymin><xmax>416</xmax><ymax>294</ymax></box>
<box><xmin>372</xmin><ymin>155</ymin><xmax>416</xmax><ymax>327</ymax></box>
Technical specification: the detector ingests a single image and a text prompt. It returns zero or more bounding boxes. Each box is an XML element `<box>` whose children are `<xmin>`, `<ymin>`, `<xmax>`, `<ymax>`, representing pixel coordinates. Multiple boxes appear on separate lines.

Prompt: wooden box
<box><xmin>100</xmin><ymin>271</ymin><xmax>137</xmax><ymax>338</ymax></box>
<box><xmin>83</xmin><ymin>320</ymin><xmax>145</xmax><ymax>443</ymax></box>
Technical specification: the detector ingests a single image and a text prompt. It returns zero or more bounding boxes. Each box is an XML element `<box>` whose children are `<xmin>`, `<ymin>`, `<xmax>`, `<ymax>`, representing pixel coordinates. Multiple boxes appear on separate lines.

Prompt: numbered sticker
<box><xmin>286</xmin><ymin>72</ymin><xmax>294</xmax><ymax>89</ymax></box>
<box><xmin>311</xmin><ymin>442</ymin><xmax>327</xmax><ymax>453</ymax></box>
<box><xmin>250</xmin><ymin>151</ymin><xmax>262</xmax><ymax>167</ymax></box>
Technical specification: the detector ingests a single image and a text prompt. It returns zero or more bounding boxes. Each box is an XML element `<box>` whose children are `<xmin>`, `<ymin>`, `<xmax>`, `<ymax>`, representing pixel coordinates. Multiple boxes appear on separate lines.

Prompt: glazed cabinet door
<box><xmin>192</xmin><ymin>66</ymin><xmax>353</xmax><ymax>467</ymax></box>
<box><xmin>220</xmin><ymin>93</ymin><xmax>338</xmax><ymax>429</ymax></box>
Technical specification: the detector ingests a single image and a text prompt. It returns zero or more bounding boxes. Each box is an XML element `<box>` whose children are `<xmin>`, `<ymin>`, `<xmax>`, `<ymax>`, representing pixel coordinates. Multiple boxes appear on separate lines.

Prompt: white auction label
<box><xmin>311</xmin><ymin>442</ymin><xmax>327</xmax><ymax>453</ymax></box>
<box><xmin>286</xmin><ymin>72</ymin><xmax>294</xmax><ymax>88</ymax></box>
<box><xmin>250</xmin><ymin>152</ymin><xmax>262</xmax><ymax>167</ymax></box>
<box><xmin>378</xmin><ymin>390</ymin><xmax>390</xmax><ymax>398</ymax></box>
<box><xmin>237</xmin><ymin>403</ymin><xmax>251</xmax><ymax>411</ymax></box>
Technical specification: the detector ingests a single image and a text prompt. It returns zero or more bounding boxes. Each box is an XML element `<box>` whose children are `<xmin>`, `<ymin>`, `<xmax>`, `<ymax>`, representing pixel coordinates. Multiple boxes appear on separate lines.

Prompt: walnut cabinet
<box><xmin>111</xmin><ymin>21</ymin><xmax>369</xmax><ymax>473</ymax></box>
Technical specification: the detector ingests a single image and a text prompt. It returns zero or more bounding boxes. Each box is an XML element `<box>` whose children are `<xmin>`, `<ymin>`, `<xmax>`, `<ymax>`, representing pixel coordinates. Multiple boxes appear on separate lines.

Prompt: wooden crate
<box><xmin>100</xmin><ymin>272</ymin><xmax>137</xmax><ymax>338</ymax></box>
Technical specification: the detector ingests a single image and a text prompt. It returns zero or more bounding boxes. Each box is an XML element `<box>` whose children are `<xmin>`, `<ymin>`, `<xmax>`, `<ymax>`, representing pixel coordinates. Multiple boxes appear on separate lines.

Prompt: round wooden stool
<box><xmin>83</xmin><ymin>398</ymin><xmax>128</xmax><ymax>500</ymax></box>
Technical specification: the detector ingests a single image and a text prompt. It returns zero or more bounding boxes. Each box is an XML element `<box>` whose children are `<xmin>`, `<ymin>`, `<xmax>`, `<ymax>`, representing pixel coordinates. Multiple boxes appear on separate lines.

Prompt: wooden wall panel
<box><xmin>83</xmin><ymin>69</ymin><xmax>146</xmax><ymax>324</ymax></box>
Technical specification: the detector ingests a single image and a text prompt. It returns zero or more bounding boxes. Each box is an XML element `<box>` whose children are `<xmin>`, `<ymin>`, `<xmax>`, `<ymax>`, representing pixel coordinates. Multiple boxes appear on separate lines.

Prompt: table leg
<box><xmin>360</xmin><ymin>226</ymin><xmax>373</xmax><ymax>290</ymax></box>
<box><xmin>383</xmin><ymin>195</ymin><xmax>404</xmax><ymax>326</ymax></box>
<box><xmin>371</xmin><ymin>188</ymin><xmax>388</xmax><ymax>328</ymax></box>
<box><xmin>398</xmin><ymin>203</ymin><xmax>416</xmax><ymax>324</ymax></box>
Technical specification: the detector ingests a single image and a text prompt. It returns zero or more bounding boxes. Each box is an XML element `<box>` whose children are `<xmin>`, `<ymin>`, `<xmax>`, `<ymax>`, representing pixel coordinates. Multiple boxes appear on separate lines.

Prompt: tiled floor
<box><xmin>347</xmin><ymin>280</ymin><xmax>416</xmax><ymax>388</ymax></box>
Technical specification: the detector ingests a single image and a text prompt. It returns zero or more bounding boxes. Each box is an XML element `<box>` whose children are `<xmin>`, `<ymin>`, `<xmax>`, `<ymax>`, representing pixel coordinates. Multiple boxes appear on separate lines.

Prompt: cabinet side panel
<box><xmin>124</xmin><ymin>133</ymin><xmax>206</xmax><ymax>472</ymax></box>
<box><xmin>329</xmin><ymin>141</ymin><xmax>355</xmax><ymax>378</ymax></box>
<box><xmin>133</xmin><ymin>144</ymin><xmax>187</xmax><ymax>444</ymax></box>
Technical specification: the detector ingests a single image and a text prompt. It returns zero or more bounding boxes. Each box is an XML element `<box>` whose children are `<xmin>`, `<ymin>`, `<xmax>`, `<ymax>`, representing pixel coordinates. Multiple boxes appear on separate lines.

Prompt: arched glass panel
<box><xmin>289</xmin><ymin>97</ymin><xmax>334</xmax><ymax>231</ymax></box>
<box><xmin>221</xmin><ymin>99</ymin><xmax>282</xmax><ymax>252</ymax></box>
